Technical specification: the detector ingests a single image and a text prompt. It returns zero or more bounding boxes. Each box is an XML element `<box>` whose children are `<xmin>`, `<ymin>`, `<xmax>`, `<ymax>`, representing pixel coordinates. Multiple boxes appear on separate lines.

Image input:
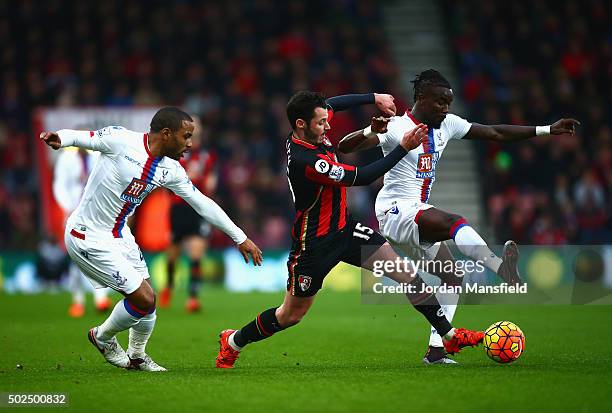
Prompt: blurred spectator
<box><xmin>443</xmin><ymin>0</ymin><xmax>612</xmax><ymax>244</ymax></box>
<box><xmin>35</xmin><ymin>233</ymin><xmax>69</xmax><ymax>287</ymax></box>
<box><xmin>0</xmin><ymin>0</ymin><xmax>406</xmax><ymax>251</ymax></box>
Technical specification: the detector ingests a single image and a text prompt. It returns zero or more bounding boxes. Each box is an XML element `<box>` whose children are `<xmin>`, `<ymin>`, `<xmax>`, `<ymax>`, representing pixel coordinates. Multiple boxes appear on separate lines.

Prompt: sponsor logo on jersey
<box><xmin>416</xmin><ymin>151</ymin><xmax>440</xmax><ymax>179</ymax></box>
<box><xmin>120</xmin><ymin>178</ymin><xmax>156</xmax><ymax>204</ymax></box>
<box><xmin>124</xmin><ymin>155</ymin><xmax>143</xmax><ymax>167</ymax></box>
<box><xmin>298</xmin><ymin>275</ymin><xmax>312</xmax><ymax>292</ymax></box>
<box><xmin>389</xmin><ymin>205</ymin><xmax>400</xmax><ymax>215</ymax></box>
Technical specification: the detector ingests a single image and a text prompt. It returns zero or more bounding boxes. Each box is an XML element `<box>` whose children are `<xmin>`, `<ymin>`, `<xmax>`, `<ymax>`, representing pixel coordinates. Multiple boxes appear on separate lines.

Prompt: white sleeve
<box><xmin>445</xmin><ymin>114</ymin><xmax>472</xmax><ymax>140</ymax></box>
<box><xmin>377</xmin><ymin>117</ymin><xmax>400</xmax><ymax>149</ymax></box>
<box><xmin>58</xmin><ymin>126</ymin><xmax>124</xmax><ymax>155</ymax></box>
<box><xmin>166</xmin><ymin>166</ymin><xmax>247</xmax><ymax>244</ymax></box>
<box><xmin>377</xmin><ymin>130</ymin><xmax>389</xmax><ymax>147</ymax></box>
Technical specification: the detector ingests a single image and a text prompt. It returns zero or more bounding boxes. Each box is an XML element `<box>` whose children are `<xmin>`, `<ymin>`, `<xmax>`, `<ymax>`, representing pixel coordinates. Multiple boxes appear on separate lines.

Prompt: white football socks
<box><xmin>453</xmin><ymin>225</ymin><xmax>502</xmax><ymax>273</ymax></box>
<box><xmin>429</xmin><ymin>301</ymin><xmax>459</xmax><ymax>347</ymax></box>
<box><xmin>228</xmin><ymin>331</ymin><xmax>242</xmax><ymax>352</ymax></box>
<box><xmin>93</xmin><ymin>287</ymin><xmax>109</xmax><ymax>305</ymax></box>
<box><xmin>96</xmin><ymin>299</ymin><xmax>142</xmax><ymax>342</ymax></box>
<box><xmin>443</xmin><ymin>328</ymin><xmax>455</xmax><ymax>340</ymax></box>
<box><xmin>128</xmin><ymin>311</ymin><xmax>156</xmax><ymax>358</ymax></box>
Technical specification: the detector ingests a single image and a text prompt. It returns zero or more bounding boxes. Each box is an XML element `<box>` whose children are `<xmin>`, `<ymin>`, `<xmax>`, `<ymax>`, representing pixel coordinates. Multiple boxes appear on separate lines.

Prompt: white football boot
<box><xmin>127</xmin><ymin>354</ymin><xmax>167</xmax><ymax>372</ymax></box>
<box><xmin>423</xmin><ymin>356</ymin><xmax>459</xmax><ymax>365</ymax></box>
<box><xmin>88</xmin><ymin>327</ymin><xmax>130</xmax><ymax>368</ymax></box>
<box><xmin>422</xmin><ymin>345</ymin><xmax>459</xmax><ymax>365</ymax></box>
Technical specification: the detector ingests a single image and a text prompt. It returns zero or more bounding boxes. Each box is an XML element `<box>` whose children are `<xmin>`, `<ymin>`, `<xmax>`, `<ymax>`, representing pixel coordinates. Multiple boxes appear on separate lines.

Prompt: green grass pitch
<box><xmin>1</xmin><ymin>289</ymin><xmax>611</xmax><ymax>412</ymax></box>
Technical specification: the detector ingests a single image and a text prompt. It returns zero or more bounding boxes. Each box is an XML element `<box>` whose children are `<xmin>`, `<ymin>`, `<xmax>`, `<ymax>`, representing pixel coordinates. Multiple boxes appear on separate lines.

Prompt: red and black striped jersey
<box><xmin>286</xmin><ymin>134</ymin><xmax>360</xmax><ymax>245</ymax></box>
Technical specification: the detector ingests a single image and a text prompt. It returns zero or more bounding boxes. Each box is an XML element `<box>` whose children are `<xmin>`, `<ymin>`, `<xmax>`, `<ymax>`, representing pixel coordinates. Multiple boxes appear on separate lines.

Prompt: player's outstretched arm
<box><xmin>40</xmin><ymin>128</ymin><xmax>123</xmax><ymax>154</ymax></box>
<box><xmin>168</xmin><ymin>173</ymin><xmax>263</xmax><ymax>266</ymax></box>
<box><xmin>326</xmin><ymin>93</ymin><xmax>396</xmax><ymax>116</ymax></box>
<box><xmin>302</xmin><ymin>124</ymin><xmax>427</xmax><ymax>188</ymax></box>
<box><xmin>348</xmin><ymin>124</ymin><xmax>427</xmax><ymax>186</ymax></box>
<box><xmin>337</xmin><ymin>116</ymin><xmax>390</xmax><ymax>153</ymax></box>
<box><xmin>464</xmin><ymin>118</ymin><xmax>580</xmax><ymax>142</ymax></box>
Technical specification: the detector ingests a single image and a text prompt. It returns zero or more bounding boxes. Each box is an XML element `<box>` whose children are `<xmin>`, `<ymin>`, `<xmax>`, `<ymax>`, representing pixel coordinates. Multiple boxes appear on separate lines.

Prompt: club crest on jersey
<box><xmin>416</xmin><ymin>152</ymin><xmax>440</xmax><ymax>179</ymax></box>
<box><xmin>159</xmin><ymin>170</ymin><xmax>169</xmax><ymax>186</ymax></box>
<box><xmin>120</xmin><ymin>178</ymin><xmax>156</xmax><ymax>204</ymax></box>
<box><xmin>298</xmin><ymin>275</ymin><xmax>312</xmax><ymax>291</ymax></box>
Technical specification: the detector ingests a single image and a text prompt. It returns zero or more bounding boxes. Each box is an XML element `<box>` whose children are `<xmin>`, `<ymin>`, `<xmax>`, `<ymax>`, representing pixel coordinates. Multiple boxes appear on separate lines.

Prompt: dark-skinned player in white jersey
<box><xmin>337</xmin><ymin>69</ymin><xmax>579</xmax><ymax>364</ymax></box>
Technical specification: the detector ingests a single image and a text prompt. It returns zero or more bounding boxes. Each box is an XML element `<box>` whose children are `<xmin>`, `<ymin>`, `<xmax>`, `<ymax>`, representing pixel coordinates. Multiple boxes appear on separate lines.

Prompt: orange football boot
<box><xmin>443</xmin><ymin>328</ymin><xmax>484</xmax><ymax>355</ymax></box>
<box><xmin>68</xmin><ymin>303</ymin><xmax>85</xmax><ymax>318</ymax></box>
<box><xmin>95</xmin><ymin>297</ymin><xmax>112</xmax><ymax>313</ymax></box>
<box><xmin>186</xmin><ymin>297</ymin><xmax>201</xmax><ymax>313</ymax></box>
<box><xmin>159</xmin><ymin>287</ymin><xmax>172</xmax><ymax>308</ymax></box>
<box><xmin>216</xmin><ymin>329</ymin><xmax>240</xmax><ymax>368</ymax></box>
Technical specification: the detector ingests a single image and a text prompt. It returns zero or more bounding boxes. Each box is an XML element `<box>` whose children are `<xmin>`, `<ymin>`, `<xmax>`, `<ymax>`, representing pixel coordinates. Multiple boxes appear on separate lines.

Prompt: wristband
<box><xmin>536</xmin><ymin>125</ymin><xmax>550</xmax><ymax>136</ymax></box>
<box><xmin>363</xmin><ymin>125</ymin><xmax>378</xmax><ymax>138</ymax></box>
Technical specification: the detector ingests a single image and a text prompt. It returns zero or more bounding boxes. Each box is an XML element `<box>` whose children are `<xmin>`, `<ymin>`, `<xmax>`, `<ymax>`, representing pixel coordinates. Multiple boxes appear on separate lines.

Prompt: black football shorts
<box><xmin>286</xmin><ymin>219</ymin><xmax>386</xmax><ymax>297</ymax></box>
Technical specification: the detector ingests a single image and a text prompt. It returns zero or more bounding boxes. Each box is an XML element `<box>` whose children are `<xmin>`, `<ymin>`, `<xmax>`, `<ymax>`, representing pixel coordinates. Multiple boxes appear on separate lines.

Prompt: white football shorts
<box><xmin>376</xmin><ymin>200</ymin><xmax>440</xmax><ymax>260</ymax></box>
<box><xmin>64</xmin><ymin>226</ymin><xmax>150</xmax><ymax>294</ymax></box>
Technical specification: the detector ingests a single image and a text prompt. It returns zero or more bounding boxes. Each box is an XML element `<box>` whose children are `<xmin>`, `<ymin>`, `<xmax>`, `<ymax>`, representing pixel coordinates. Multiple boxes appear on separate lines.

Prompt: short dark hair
<box><xmin>286</xmin><ymin>91</ymin><xmax>327</xmax><ymax>130</ymax></box>
<box><xmin>411</xmin><ymin>69</ymin><xmax>451</xmax><ymax>101</ymax></box>
<box><xmin>150</xmin><ymin>107</ymin><xmax>193</xmax><ymax>132</ymax></box>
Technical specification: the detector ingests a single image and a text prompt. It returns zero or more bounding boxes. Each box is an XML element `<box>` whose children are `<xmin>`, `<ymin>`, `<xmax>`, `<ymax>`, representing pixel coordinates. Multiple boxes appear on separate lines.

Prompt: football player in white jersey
<box><xmin>53</xmin><ymin>146</ymin><xmax>112</xmax><ymax>318</ymax></box>
<box><xmin>40</xmin><ymin>107</ymin><xmax>263</xmax><ymax>371</ymax></box>
<box><xmin>338</xmin><ymin>69</ymin><xmax>579</xmax><ymax>364</ymax></box>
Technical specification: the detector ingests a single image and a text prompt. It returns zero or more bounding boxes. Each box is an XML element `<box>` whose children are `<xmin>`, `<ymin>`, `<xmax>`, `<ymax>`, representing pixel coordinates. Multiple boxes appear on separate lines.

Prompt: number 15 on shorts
<box><xmin>353</xmin><ymin>223</ymin><xmax>374</xmax><ymax>240</ymax></box>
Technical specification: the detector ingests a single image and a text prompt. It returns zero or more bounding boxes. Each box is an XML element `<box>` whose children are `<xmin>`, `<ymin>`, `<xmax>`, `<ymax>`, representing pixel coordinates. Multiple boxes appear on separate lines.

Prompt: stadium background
<box><xmin>0</xmin><ymin>0</ymin><xmax>610</xmax><ymax>292</ymax></box>
<box><xmin>1</xmin><ymin>1</ymin><xmax>612</xmax><ymax>412</ymax></box>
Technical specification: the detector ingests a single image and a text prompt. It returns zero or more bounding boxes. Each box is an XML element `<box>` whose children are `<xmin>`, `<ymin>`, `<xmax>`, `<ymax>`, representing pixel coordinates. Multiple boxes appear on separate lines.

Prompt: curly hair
<box><xmin>411</xmin><ymin>69</ymin><xmax>451</xmax><ymax>101</ymax></box>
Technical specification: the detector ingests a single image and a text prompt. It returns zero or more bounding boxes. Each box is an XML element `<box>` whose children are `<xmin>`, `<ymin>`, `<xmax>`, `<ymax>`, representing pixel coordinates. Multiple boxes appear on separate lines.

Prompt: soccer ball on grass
<box><xmin>483</xmin><ymin>321</ymin><xmax>525</xmax><ymax>363</ymax></box>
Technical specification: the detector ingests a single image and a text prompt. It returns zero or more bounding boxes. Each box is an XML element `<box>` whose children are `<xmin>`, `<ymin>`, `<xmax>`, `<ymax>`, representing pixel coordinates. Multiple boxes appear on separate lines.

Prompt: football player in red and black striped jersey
<box><xmin>216</xmin><ymin>91</ymin><xmax>484</xmax><ymax>368</ymax></box>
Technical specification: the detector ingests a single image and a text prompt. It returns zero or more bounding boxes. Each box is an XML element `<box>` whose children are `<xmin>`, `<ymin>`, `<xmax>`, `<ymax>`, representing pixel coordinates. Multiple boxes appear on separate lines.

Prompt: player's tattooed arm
<box><xmin>326</xmin><ymin>93</ymin><xmax>396</xmax><ymax>115</ymax></box>
<box><xmin>337</xmin><ymin>116</ymin><xmax>389</xmax><ymax>153</ymax></box>
<box><xmin>464</xmin><ymin>118</ymin><xmax>580</xmax><ymax>142</ymax></box>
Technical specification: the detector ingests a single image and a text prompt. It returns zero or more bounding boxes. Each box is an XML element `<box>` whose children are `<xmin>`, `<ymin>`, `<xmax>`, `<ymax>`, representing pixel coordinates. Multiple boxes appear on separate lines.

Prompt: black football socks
<box><xmin>405</xmin><ymin>275</ymin><xmax>453</xmax><ymax>337</ymax></box>
<box><xmin>233</xmin><ymin>307</ymin><xmax>285</xmax><ymax>348</ymax></box>
<box><xmin>188</xmin><ymin>259</ymin><xmax>202</xmax><ymax>298</ymax></box>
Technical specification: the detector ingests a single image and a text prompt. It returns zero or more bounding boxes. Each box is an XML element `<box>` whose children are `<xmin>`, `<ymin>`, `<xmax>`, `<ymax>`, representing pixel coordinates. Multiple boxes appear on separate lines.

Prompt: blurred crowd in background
<box><xmin>0</xmin><ymin>0</ymin><xmax>610</xmax><ymax>252</ymax></box>
<box><xmin>443</xmin><ymin>0</ymin><xmax>612</xmax><ymax>244</ymax></box>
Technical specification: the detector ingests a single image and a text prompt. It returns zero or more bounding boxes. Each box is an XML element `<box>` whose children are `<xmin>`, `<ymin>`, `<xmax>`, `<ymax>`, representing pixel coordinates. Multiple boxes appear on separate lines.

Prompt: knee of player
<box><xmin>279</xmin><ymin>309</ymin><xmax>307</xmax><ymax>327</ymax></box>
<box><xmin>285</xmin><ymin>313</ymin><xmax>305</xmax><ymax>327</ymax></box>
<box><xmin>446</xmin><ymin>214</ymin><xmax>468</xmax><ymax>234</ymax></box>
<box><xmin>446</xmin><ymin>214</ymin><xmax>465</xmax><ymax>227</ymax></box>
<box><xmin>138</xmin><ymin>292</ymin><xmax>156</xmax><ymax>313</ymax></box>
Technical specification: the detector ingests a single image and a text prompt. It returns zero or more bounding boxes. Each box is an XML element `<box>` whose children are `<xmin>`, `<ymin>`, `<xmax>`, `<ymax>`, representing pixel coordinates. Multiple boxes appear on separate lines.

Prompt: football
<box><xmin>483</xmin><ymin>321</ymin><xmax>525</xmax><ymax>363</ymax></box>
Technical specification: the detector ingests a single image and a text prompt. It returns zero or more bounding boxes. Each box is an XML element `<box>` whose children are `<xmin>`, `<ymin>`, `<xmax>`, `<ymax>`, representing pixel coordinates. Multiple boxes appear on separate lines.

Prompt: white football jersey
<box><xmin>58</xmin><ymin>126</ymin><xmax>246</xmax><ymax>243</ymax></box>
<box><xmin>375</xmin><ymin>111</ymin><xmax>471</xmax><ymax>215</ymax></box>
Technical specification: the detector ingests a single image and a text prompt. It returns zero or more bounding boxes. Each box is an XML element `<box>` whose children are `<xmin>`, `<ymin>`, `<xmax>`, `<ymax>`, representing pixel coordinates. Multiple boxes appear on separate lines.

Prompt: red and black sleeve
<box><xmin>296</xmin><ymin>145</ymin><xmax>408</xmax><ymax>187</ymax></box>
